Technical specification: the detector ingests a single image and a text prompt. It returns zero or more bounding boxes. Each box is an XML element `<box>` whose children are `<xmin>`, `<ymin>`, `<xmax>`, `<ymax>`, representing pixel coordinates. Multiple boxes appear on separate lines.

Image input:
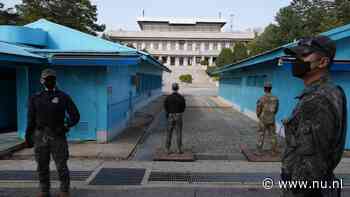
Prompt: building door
<box><xmin>0</xmin><ymin>68</ymin><xmax>17</xmax><ymax>133</ymax></box>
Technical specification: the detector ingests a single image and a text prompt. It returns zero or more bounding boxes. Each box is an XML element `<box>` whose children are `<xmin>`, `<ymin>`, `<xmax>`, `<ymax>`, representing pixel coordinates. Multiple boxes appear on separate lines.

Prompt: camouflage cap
<box><xmin>41</xmin><ymin>68</ymin><xmax>56</xmax><ymax>79</ymax></box>
<box><xmin>264</xmin><ymin>81</ymin><xmax>272</xmax><ymax>88</ymax></box>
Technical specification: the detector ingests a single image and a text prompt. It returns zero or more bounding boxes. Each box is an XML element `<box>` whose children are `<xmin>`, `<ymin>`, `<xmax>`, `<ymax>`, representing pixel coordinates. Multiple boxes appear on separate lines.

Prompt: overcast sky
<box><xmin>2</xmin><ymin>0</ymin><xmax>291</xmax><ymax>32</ymax></box>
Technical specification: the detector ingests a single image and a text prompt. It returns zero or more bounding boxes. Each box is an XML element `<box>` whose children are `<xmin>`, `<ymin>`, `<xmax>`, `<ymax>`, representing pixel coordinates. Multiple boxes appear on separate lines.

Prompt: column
<box><xmin>184</xmin><ymin>57</ymin><xmax>188</xmax><ymax>67</ymax></box>
<box><xmin>142</xmin><ymin>42</ymin><xmax>146</xmax><ymax>50</ymax></box>
<box><xmin>193</xmin><ymin>56</ymin><xmax>196</xmax><ymax>66</ymax></box>
<box><xmin>209</xmin><ymin>42</ymin><xmax>213</xmax><ymax>51</ymax></box>
<box><xmin>176</xmin><ymin>42</ymin><xmax>179</xmax><ymax>51</ymax></box>
<box><xmin>175</xmin><ymin>56</ymin><xmax>179</xmax><ymax>66</ymax></box>
<box><xmin>209</xmin><ymin>57</ymin><xmax>213</xmax><ymax>66</ymax></box>
<box><xmin>167</xmin><ymin>56</ymin><xmax>170</xmax><ymax>65</ymax></box>
<box><xmin>184</xmin><ymin>41</ymin><xmax>188</xmax><ymax>51</ymax></box>
<box><xmin>150</xmin><ymin>42</ymin><xmax>154</xmax><ymax>50</ymax></box>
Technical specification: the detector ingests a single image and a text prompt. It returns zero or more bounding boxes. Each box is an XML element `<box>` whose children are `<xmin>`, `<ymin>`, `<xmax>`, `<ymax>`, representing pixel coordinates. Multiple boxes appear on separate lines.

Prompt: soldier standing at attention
<box><xmin>282</xmin><ymin>35</ymin><xmax>347</xmax><ymax>197</ymax></box>
<box><xmin>256</xmin><ymin>81</ymin><xmax>279</xmax><ymax>155</ymax></box>
<box><xmin>164</xmin><ymin>83</ymin><xmax>186</xmax><ymax>154</ymax></box>
<box><xmin>25</xmin><ymin>69</ymin><xmax>80</xmax><ymax>197</ymax></box>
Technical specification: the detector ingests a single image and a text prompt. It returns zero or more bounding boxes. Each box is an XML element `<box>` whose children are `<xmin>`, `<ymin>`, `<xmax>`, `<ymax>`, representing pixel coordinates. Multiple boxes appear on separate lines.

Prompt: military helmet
<box><xmin>41</xmin><ymin>68</ymin><xmax>56</xmax><ymax>79</ymax></box>
<box><xmin>264</xmin><ymin>81</ymin><xmax>272</xmax><ymax>88</ymax></box>
<box><xmin>172</xmin><ymin>83</ymin><xmax>179</xmax><ymax>91</ymax></box>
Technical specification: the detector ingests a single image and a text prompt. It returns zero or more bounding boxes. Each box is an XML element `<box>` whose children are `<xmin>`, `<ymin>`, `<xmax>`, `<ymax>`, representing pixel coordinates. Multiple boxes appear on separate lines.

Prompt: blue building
<box><xmin>0</xmin><ymin>19</ymin><xmax>170</xmax><ymax>143</ymax></box>
<box><xmin>213</xmin><ymin>23</ymin><xmax>350</xmax><ymax>149</ymax></box>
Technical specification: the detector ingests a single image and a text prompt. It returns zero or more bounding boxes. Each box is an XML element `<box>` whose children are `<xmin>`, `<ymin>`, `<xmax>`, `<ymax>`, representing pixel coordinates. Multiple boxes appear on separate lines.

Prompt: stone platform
<box><xmin>153</xmin><ymin>148</ymin><xmax>195</xmax><ymax>162</ymax></box>
<box><xmin>240</xmin><ymin>144</ymin><xmax>281</xmax><ymax>162</ymax></box>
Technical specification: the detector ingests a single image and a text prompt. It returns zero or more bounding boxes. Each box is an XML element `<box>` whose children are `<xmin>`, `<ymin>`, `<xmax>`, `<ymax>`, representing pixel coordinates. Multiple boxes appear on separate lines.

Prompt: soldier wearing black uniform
<box><xmin>164</xmin><ymin>83</ymin><xmax>186</xmax><ymax>154</ymax></box>
<box><xmin>25</xmin><ymin>69</ymin><xmax>80</xmax><ymax>197</ymax></box>
<box><xmin>281</xmin><ymin>36</ymin><xmax>347</xmax><ymax>197</ymax></box>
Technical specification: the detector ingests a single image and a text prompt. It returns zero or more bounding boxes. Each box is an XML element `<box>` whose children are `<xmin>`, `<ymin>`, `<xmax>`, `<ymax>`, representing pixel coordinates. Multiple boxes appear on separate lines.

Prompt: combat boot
<box><xmin>58</xmin><ymin>192</ymin><xmax>69</xmax><ymax>197</ymax></box>
<box><xmin>37</xmin><ymin>192</ymin><xmax>50</xmax><ymax>197</ymax></box>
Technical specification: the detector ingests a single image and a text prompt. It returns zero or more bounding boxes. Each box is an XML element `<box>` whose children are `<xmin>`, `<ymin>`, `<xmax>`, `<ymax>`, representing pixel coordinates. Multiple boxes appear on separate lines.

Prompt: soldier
<box><xmin>163</xmin><ymin>83</ymin><xmax>186</xmax><ymax>154</ymax></box>
<box><xmin>25</xmin><ymin>69</ymin><xmax>80</xmax><ymax>197</ymax></box>
<box><xmin>256</xmin><ymin>81</ymin><xmax>279</xmax><ymax>155</ymax></box>
<box><xmin>281</xmin><ymin>35</ymin><xmax>347</xmax><ymax>197</ymax></box>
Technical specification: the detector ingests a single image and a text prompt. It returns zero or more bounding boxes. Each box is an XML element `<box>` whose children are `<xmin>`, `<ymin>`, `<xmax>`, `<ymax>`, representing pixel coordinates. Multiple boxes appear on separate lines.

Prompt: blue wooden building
<box><xmin>213</xmin><ymin>23</ymin><xmax>350</xmax><ymax>149</ymax></box>
<box><xmin>0</xmin><ymin>19</ymin><xmax>170</xmax><ymax>143</ymax></box>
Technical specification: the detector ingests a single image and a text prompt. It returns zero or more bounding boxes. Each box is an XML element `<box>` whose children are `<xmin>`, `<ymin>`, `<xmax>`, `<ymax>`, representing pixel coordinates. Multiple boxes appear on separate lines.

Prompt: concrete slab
<box><xmin>240</xmin><ymin>144</ymin><xmax>281</xmax><ymax>162</ymax></box>
<box><xmin>153</xmin><ymin>148</ymin><xmax>195</xmax><ymax>162</ymax></box>
<box><xmin>0</xmin><ymin>132</ymin><xmax>25</xmax><ymax>159</ymax></box>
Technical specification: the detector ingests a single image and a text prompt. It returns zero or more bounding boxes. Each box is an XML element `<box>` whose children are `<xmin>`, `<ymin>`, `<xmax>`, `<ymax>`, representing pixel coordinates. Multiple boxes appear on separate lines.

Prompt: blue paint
<box><xmin>0</xmin><ymin>26</ymin><xmax>47</xmax><ymax>47</ymax></box>
<box><xmin>25</xmin><ymin>19</ymin><xmax>135</xmax><ymax>52</ymax></box>
<box><xmin>50</xmin><ymin>56</ymin><xmax>140</xmax><ymax>66</ymax></box>
<box><xmin>217</xmin><ymin>22</ymin><xmax>350</xmax><ymax>149</ymax></box>
<box><xmin>1</xmin><ymin>19</ymin><xmax>169</xmax><ymax>142</ymax></box>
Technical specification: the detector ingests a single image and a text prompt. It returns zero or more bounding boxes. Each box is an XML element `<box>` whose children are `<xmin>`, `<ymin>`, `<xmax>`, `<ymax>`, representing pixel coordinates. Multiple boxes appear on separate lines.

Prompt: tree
<box><xmin>16</xmin><ymin>0</ymin><xmax>105</xmax><ymax>35</ymax></box>
<box><xmin>232</xmin><ymin>42</ymin><xmax>249</xmax><ymax>62</ymax></box>
<box><xmin>215</xmin><ymin>48</ymin><xmax>234</xmax><ymax>67</ymax></box>
<box><xmin>247</xmin><ymin>0</ymin><xmax>350</xmax><ymax>57</ymax></box>
<box><xmin>0</xmin><ymin>2</ymin><xmax>22</xmax><ymax>25</ymax></box>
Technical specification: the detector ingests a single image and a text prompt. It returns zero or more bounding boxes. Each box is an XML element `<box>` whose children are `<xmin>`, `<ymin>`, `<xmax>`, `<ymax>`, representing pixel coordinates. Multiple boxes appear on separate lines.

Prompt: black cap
<box><xmin>284</xmin><ymin>35</ymin><xmax>336</xmax><ymax>59</ymax></box>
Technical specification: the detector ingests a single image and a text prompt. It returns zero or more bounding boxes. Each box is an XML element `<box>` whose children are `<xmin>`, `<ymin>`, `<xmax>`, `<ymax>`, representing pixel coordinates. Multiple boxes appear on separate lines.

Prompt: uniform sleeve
<box><xmin>25</xmin><ymin>96</ymin><xmax>36</xmax><ymax>135</ymax></box>
<box><xmin>256</xmin><ymin>98</ymin><xmax>263</xmax><ymax>118</ymax></box>
<box><xmin>291</xmin><ymin>95</ymin><xmax>336</xmax><ymax>182</ymax></box>
<box><xmin>66</xmin><ymin>95</ymin><xmax>80</xmax><ymax>128</ymax></box>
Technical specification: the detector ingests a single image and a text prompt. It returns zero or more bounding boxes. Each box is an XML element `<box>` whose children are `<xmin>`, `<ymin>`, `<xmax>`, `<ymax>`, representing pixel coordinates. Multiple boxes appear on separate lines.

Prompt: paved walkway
<box><xmin>0</xmin><ymin>132</ymin><xmax>25</xmax><ymax>158</ymax></box>
<box><xmin>132</xmin><ymin>94</ymin><xmax>267</xmax><ymax>161</ymax></box>
<box><xmin>0</xmin><ymin>159</ymin><xmax>350</xmax><ymax>196</ymax></box>
<box><xmin>11</xmin><ymin>96</ymin><xmax>165</xmax><ymax>160</ymax></box>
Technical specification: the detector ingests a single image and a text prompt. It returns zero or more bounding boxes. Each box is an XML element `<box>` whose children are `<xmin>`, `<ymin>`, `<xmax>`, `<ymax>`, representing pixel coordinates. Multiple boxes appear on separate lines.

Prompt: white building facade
<box><xmin>107</xmin><ymin>17</ymin><xmax>255</xmax><ymax>86</ymax></box>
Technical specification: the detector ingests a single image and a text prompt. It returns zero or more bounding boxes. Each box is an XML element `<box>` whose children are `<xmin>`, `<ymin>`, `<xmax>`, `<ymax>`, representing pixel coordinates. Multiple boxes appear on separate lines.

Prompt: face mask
<box><xmin>292</xmin><ymin>59</ymin><xmax>312</xmax><ymax>78</ymax></box>
<box><xmin>41</xmin><ymin>77</ymin><xmax>56</xmax><ymax>90</ymax></box>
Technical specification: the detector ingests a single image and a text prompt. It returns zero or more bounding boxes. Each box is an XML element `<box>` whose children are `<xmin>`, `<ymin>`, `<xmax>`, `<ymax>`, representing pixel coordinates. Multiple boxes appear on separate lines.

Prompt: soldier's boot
<box><xmin>37</xmin><ymin>192</ymin><xmax>50</xmax><ymax>197</ymax></box>
<box><xmin>177</xmin><ymin>147</ymin><xmax>183</xmax><ymax>154</ymax></box>
<box><xmin>57</xmin><ymin>192</ymin><xmax>69</xmax><ymax>197</ymax></box>
<box><xmin>165</xmin><ymin>147</ymin><xmax>171</xmax><ymax>155</ymax></box>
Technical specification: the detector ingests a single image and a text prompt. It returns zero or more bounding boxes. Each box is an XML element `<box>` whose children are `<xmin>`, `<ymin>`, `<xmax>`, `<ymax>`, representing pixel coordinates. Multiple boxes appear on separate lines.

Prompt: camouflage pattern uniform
<box><xmin>281</xmin><ymin>76</ymin><xmax>347</xmax><ymax>197</ymax></box>
<box><xmin>256</xmin><ymin>82</ymin><xmax>279</xmax><ymax>153</ymax></box>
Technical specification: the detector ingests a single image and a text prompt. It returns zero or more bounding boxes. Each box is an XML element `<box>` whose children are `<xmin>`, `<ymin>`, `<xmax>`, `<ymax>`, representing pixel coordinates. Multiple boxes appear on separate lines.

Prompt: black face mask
<box><xmin>292</xmin><ymin>59</ymin><xmax>312</xmax><ymax>78</ymax></box>
<box><xmin>42</xmin><ymin>77</ymin><xmax>56</xmax><ymax>90</ymax></box>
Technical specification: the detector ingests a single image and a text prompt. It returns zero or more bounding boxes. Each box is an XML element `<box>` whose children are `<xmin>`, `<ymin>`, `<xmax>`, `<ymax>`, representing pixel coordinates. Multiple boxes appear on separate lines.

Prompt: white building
<box><xmin>107</xmin><ymin>17</ymin><xmax>255</xmax><ymax>86</ymax></box>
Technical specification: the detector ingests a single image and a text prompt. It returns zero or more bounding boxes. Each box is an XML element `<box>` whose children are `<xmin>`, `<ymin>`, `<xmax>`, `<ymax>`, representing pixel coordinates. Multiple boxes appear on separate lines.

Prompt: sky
<box><xmin>2</xmin><ymin>0</ymin><xmax>292</xmax><ymax>32</ymax></box>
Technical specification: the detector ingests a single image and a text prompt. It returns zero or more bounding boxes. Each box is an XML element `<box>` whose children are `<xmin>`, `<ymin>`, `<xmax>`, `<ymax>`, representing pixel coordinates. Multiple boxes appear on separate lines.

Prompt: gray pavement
<box><xmin>1</xmin><ymin>86</ymin><xmax>350</xmax><ymax>196</ymax></box>
<box><xmin>132</xmin><ymin>93</ymin><xmax>264</xmax><ymax>161</ymax></box>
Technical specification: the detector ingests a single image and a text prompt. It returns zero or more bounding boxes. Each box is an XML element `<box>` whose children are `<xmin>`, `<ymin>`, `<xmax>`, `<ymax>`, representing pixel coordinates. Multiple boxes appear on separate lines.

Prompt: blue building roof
<box><xmin>212</xmin><ymin>23</ymin><xmax>350</xmax><ymax>75</ymax></box>
<box><xmin>0</xmin><ymin>19</ymin><xmax>170</xmax><ymax>72</ymax></box>
<box><xmin>0</xmin><ymin>41</ymin><xmax>46</xmax><ymax>64</ymax></box>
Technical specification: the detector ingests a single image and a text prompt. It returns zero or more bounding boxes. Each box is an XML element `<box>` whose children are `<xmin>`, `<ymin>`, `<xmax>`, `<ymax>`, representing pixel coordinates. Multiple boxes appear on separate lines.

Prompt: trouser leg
<box><xmin>269</xmin><ymin>124</ymin><xmax>278</xmax><ymax>153</ymax></box>
<box><xmin>257</xmin><ymin>121</ymin><xmax>266</xmax><ymax>151</ymax></box>
<box><xmin>176</xmin><ymin>117</ymin><xmax>183</xmax><ymax>153</ymax></box>
<box><xmin>166</xmin><ymin>119</ymin><xmax>175</xmax><ymax>151</ymax></box>
<box><xmin>51</xmin><ymin>137</ymin><xmax>70</xmax><ymax>192</ymax></box>
<box><xmin>34</xmin><ymin>137</ymin><xmax>51</xmax><ymax>193</ymax></box>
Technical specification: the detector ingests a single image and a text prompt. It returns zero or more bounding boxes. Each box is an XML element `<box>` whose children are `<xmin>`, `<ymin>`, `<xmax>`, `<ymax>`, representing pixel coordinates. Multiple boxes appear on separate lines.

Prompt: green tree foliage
<box><xmin>179</xmin><ymin>74</ymin><xmax>192</xmax><ymax>84</ymax></box>
<box><xmin>0</xmin><ymin>2</ymin><xmax>22</xmax><ymax>25</ymax></box>
<box><xmin>16</xmin><ymin>0</ymin><xmax>105</xmax><ymax>35</ymax></box>
<box><xmin>215</xmin><ymin>48</ymin><xmax>234</xmax><ymax>67</ymax></box>
<box><xmin>232</xmin><ymin>42</ymin><xmax>249</xmax><ymax>62</ymax></box>
<box><xmin>248</xmin><ymin>0</ymin><xmax>350</xmax><ymax>57</ymax></box>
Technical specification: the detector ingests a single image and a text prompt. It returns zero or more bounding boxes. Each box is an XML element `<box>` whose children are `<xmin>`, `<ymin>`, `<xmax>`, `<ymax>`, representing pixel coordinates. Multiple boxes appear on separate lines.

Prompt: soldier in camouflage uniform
<box><xmin>25</xmin><ymin>69</ymin><xmax>80</xmax><ymax>197</ymax></box>
<box><xmin>164</xmin><ymin>83</ymin><xmax>186</xmax><ymax>154</ymax></box>
<box><xmin>281</xmin><ymin>36</ymin><xmax>347</xmax><ymax>197</ymax></box>
<box><xmin>256</xmin><ymin>81</ymin><xmax>279</xmax><ymax>155</ymax></box>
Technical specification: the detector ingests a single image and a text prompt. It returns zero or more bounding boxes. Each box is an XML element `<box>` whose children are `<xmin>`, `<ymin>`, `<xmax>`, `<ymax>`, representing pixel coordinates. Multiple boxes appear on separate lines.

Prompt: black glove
<box><xmin>25</xmin><ymin>132</ymin><xmax>34</xmax><ymax>148</ymax></box>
